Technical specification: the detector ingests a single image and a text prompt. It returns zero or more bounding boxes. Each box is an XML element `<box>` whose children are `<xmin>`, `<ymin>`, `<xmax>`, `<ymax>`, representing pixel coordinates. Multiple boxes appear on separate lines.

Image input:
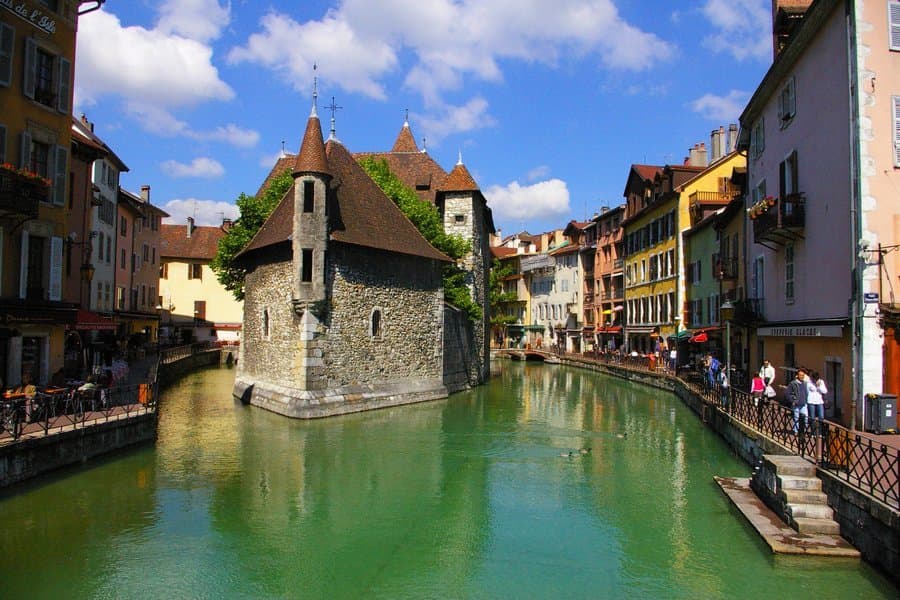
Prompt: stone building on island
<box><xmin>233</xmin><ymin>104</ymin><xmax>492</xmax><ymax>418</ymax></box>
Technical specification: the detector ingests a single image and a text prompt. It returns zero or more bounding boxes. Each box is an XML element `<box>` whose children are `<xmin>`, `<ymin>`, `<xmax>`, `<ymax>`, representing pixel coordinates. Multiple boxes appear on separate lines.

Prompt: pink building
<box><xmin>738</xmin><ymin>0</ymin><xmax>900</xmax><ymax>428</ymax></box>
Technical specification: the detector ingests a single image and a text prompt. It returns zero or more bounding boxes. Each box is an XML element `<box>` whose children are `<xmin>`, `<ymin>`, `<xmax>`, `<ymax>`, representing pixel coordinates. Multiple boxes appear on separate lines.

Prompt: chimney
<box><xmin>187</xmin><ymin>216</ymin><xmax>195</xmax><ymax>238</ymax></box>
<box><xmin>688</xmin><ymin>143</ymin><xmax>708</xmax><ymax>168</ymax></box>
<box><xmin>222</xmin><ymin>218</ymin><xmax>234</xmax><ymax>232</ymax></box>
<box><xmin>727</xmin><ymin>124</ymin><xmax>738</xmax><ymax>153</ymax></box>
<box><xmin>140</xmin><ymin>185</ymin><xmax>150</xmax><ymax>203</ymax></box>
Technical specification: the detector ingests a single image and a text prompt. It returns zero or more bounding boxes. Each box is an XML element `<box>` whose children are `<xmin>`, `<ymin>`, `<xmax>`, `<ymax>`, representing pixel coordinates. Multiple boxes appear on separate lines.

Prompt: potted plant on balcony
<box><xmin>746</xmin><ymin>196</ymin><xmax>775</xmax><ymax>220</ymax></box>
<box><xmin>0</xmin><ymin>163</ymin><xmax>51</xmax><ymax>201</ymax></box>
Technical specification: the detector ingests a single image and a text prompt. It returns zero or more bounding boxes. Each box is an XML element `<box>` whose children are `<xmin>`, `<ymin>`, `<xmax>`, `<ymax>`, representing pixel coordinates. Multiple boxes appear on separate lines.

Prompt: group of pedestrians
<box><xmin>749</xmin><ymin>358</ymin><xmax>828</xmax><ymax>435</ymax></box>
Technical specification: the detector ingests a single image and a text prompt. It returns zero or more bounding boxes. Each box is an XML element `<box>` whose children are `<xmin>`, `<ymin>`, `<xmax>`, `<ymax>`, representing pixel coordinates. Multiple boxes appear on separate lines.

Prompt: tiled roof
<box><xmin>240</xmin><ymin>116</ymin><xmax>451</xmax><ymax>264</ymax></box>
<box><xmin>294</xmin><ymin>114</ymin><xmax>330</xmax><ymax>177</ymax></box>
<box><xmin>440</xmin><ymin>162</ymin><xmax>479</xmax><ymax>192</ymax></box>
<box><xmin>354</xmin><ymin>121</ymin><xmax>448</xmax><ymax>204</ymax></box>
<box><xmin>160</xmin><ymin>224</ymin><xmax>224</xmax><ymax>260</ymax></box>
<box><xmin>491</xmin><ymin>246</ymin><xmax>517</xmax><ymax>258</ymax></box>
<box><xmin>632</xmin><ymin>164</ymin><xmax>663</xmax><ymax>181</ymax></box>
<box><xmin>354</xmin><ymin>150</ymin><xmax>448</xmax><ymax>204</ymax></box>
<box><xmin>391</xmin><ymin>123</ymin><xmax>419</xmax><ymax>152</ymax></box>
<box><xmin>255</xmin><ymin>154</ymin><xmax>295</xmax><ymax>197</ymax></box>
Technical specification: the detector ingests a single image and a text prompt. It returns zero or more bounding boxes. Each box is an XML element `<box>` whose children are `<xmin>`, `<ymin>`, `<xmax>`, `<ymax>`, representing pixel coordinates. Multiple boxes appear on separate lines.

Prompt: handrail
<box><xmin>544</xmin><ymin>350</ymin><xmax>899</xmax><ymax>510</ymax></box>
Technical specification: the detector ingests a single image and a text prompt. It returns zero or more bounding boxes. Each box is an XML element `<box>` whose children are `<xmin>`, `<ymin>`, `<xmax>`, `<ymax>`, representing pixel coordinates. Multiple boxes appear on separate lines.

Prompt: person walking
<box><xmin>759</xmin><ymin>359</ymin><xmax>775</xmax><ymax>387</ymax></box>
<box><xmin>718</xmin><ymin>366</ymin><xmax>730</xmax><ymax>409</ymax></box>
<box><xmin>750</xmin><ymin>373</ymin><xmax>765</xmax><ymax>427</ymax></box>
<box><xmin>806</xmin><ymin>370</ymin><xmax>827</xmax><ymax>435</ymax></box>
<box><xmin>786</xmin><ymin>368</ymin><xmax>809</xmax><ymax>435</ymax></box>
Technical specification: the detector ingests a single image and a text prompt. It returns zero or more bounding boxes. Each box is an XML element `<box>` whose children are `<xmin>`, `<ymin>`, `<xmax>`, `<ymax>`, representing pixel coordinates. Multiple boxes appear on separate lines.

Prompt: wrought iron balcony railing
<box><xmin>0</xmin><ymin>170</ymin><xmax>45</xmax><ymax>218</ymax></box>
<box><xmin>752</xmin><ymin>193</ymin><xmax>805</xmax><ymax>246</ymax></box>
<box><xmin>715</xmin><ymin>257</ymin><xmax>738</xmax><ymax>280</ymax></box>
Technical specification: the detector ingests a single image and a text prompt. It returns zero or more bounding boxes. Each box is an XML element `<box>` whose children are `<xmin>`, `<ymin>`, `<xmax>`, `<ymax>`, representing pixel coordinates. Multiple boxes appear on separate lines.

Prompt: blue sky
<box><xmin>74</xmin><ymin>0</ymin><xmax>772</xmax><ymax>236</ymax></box>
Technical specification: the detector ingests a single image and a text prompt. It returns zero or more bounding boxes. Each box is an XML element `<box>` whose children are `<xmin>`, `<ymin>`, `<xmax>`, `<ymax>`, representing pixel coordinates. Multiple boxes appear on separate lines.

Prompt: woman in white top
<box><xmin>806</xmin><ymin>370</ymin><xmax>827</xmax><ymax>432</ymax></box>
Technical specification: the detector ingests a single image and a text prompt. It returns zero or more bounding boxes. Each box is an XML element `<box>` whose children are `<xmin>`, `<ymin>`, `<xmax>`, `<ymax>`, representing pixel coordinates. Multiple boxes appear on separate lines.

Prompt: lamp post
<box><xmin>720</xmin><ymin>300</ymin><xmax>735</xmax><ymax>405</ymax></box>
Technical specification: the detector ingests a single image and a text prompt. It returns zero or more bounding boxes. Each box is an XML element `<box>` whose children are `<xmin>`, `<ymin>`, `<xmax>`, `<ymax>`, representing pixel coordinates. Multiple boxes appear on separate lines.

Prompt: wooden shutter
<box><xmin>53</xmin><ymin>145</ymin><xmax>67</xmax><ymax>205</ymax></box>
<box><xmin>890</xmin><ymin>2</ymin><xmax>900</xmax><ymax>51</ymax></box>
<box><xmin>0</xmin><ymin>22</ymin><xmax>13</xmax><ymax>87</ymax></box>
<box><xmin>56</xmin><ymin>57</ymin><xmax>70</xmax><ymax>113</ymax></box>
<box><xmin>19</xmin><ymin>131</ymin><xmax>31</xmax><ymax>169</ymax></box>
<box><xmin>23</xmin><ymin>37</ymin><xmax>35</xmax><ymax>99</ymax></box>
<box><xmin>49</xmin><ymin>236</ymin><xmax>62</xmax><ymax>301</ymax></box>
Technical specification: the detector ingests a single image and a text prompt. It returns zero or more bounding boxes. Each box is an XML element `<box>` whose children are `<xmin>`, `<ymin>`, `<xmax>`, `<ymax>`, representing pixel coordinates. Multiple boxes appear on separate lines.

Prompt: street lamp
<box><xmin>720</xmin><ymin>300</ymin><xmax>735</xmax><ymax>396</ymax></box>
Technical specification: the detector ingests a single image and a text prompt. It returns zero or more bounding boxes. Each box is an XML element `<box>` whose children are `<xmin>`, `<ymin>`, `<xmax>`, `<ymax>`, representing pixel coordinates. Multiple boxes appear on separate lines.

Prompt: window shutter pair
<box><xmin>0</xmin><ymin>22</ymin><xmax>13</xmax><ymax>88</ymax></box>
<box><xmin>21</xmin><ymin>37</ymin><xmax>70</xmax><ymax>112</ymax></box>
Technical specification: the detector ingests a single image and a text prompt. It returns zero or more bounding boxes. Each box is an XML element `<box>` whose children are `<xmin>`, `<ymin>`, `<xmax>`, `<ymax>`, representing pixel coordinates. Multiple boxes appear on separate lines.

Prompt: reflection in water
<box><xmin>0</xmin><ymin>363</ymin><xmax>894</xmax><ymax>598</ymax></box>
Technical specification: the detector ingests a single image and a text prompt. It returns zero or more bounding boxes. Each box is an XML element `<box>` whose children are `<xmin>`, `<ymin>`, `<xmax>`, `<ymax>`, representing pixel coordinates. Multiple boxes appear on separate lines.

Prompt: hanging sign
<box><xmin>863</xmin><ymin>292</ymin><xmax>879</xmax><ymax>304</ymax></box>
<box><xmin>1</xmin><ymin>1</ymin><xmax>58</xmax><ymax>35</ymax></box>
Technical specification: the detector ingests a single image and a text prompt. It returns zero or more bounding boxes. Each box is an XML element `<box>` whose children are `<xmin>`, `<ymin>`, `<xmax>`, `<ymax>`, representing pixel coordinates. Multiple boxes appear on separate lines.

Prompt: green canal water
<box><xmin>0</xmin><ymin>362</ymin><xmax>895</xmax><ymax>599</ymax></box>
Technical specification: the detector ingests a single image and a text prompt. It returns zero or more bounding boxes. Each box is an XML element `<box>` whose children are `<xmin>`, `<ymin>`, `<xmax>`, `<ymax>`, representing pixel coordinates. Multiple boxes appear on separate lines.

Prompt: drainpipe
<box><xmin>846</xmin><ymin>7</ymin><xmax>861</xmax><ymax>431</ymax></box>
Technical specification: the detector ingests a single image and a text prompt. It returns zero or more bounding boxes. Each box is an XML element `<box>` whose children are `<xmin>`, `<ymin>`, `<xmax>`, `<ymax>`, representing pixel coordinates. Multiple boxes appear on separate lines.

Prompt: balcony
<box><xmin>689</xmin><ymin>189</ymin><xmax>735</xmax><ymax>222</ymax></box>
<box><xmin>0</xmin><ymin>169</ymin><xmax>46</xmax><ymax>218</ymax></box>
<box><xmin>734</xmin><ymin>298</ymin><xmax>765</xmax><ymax>322</ymax></box>
<box><xmin>584</xmin><ymin>292</ymin><xmax>595</xmax><ymax>305</ymax></box>
<box><xmin>715</xmin><ymin>257</ymin><xmax>738</xmax><ymax>280</ymax></box>
<box><xmin>613</xmin><ymin>258</ymin><xmax>623</xmax><ymax>269</ymax></box>
<box><xmin>751</xmin><ymin>193</ymin><xmax>805</xmax><ymax>247</ymax></box>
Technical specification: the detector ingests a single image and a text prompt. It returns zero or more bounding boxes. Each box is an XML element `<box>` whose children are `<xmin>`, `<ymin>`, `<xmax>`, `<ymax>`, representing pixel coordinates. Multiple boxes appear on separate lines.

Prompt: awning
<box><xmin>597</xmin><ymin>325</ymin><xmax>623</xmax><ymax>333</ymax></box>
<box><xmin>67</xmin><ymin>309</ymin><xmax>116</xmax><ymax>331</ymax></box>
<box><xmin>689</xmin><ymin>332</ymin><xmax>708</xmax><ymax>343</ymax></box>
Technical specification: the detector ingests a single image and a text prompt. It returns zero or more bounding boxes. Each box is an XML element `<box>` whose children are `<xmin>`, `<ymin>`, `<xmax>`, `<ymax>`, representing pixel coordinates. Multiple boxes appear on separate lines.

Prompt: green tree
<box><xmin>358</xmin><ymin>157</ymin><xmax>481</xmax><ymax>323</ymax></box>
<box><xmin>211</xmin><ymin>170</ymin><xmax>293</xmax><ymax>300</ymax></box>
<box><xmin>489</xmin><ymin>258</ymin><xmax>519</xmax><ymax>328</ymax></box>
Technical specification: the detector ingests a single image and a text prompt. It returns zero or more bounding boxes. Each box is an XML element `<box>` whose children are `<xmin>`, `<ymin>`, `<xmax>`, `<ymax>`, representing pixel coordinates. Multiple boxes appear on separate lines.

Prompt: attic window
<box><xmin>415</xmin><ymin>173</ymin><xmax>431</xmax><ymax>190</ymax></box>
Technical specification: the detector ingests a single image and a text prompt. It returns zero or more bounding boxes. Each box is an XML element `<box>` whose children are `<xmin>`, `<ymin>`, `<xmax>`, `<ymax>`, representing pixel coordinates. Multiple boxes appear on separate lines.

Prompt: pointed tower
<box><xmin>391</xmin><ymin>118</ymin><xmax>419</xmax><ymax>153</ymax></box>
<box><xmin>438</xmin><ymin>153</ymin><xmax>494</xmax><ymax>384</ymax></box>
<box><xmin>291</xmin><ymin>104</ymin><xmax>331</xmax><ymax>317</ymax></box>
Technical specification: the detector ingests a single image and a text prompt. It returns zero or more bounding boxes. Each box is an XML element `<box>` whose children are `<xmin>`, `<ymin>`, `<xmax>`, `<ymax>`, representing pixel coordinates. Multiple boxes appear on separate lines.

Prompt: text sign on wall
<box><xmin>756</xmin><ymin>325</ymin><xmax>844</xmax><ymax>338</ymax></box>
<box><xmin>0</xmin><ymin>0</ymin><xmax>57</xmax><ymax>35</ymax></box>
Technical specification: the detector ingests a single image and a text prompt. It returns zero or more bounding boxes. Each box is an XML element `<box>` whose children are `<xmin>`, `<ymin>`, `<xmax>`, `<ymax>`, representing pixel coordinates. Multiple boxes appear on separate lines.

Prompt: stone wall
<box><xmin>443</xmin><ymin>304</ymin><xmax>476</xmax><ymax>393</ymax></box>
<box><xmin>555</xmin><ymin>354</ymin><xmax>900</xmax><ymax>584</ymax></box>
<box><xmin>236</xmin><ymin>244</ymin><xmax>448</xmax><ymax>417</ymax></box>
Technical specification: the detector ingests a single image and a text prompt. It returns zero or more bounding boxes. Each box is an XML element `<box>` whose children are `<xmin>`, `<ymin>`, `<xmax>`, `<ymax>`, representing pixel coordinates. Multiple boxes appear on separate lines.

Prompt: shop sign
<box><xmin>863</xmin><ymin>292</ymin><xmax>879</xmax><ymax>304</ymax></box>
<box><xmin>757</xmin><ymin>325</ymin><xmax>843</xmax><ymax>338</ymax></box>
<box><xmin>1</xmin><ymin>0</ymin><xmax>57</xmax><ymax>34</ymax></box>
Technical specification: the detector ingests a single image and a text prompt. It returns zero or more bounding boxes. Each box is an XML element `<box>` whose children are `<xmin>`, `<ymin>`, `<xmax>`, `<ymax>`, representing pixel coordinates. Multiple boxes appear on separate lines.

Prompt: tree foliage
<box><xmin>211</xmin><ymin>170</ymin><xmax>293</xmax><ymax>300</ymax></box>
<box><xmin>358</xmin><ymin>157</ymin><xmax>481</xmax><ymax>323</ymax></box>
<box><xmin>489</xmin><ymin>258</ymin><xmax>519</xmax><ymax>327</ymax></box>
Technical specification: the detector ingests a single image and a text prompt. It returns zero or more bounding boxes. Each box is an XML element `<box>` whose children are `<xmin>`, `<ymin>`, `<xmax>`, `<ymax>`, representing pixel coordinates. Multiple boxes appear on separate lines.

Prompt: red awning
<box><xmin>67</xmin><ymin>309</ymin><xmax>116</xmax><ymax>331</ymax></box>
<box><xmin>689</xmin><ymin>332</ymin><xmax>708</xmax><ymax>343</ymax></box>
<box><xmin>597</xmin><ymin>326</ymin><xmax>623</xmax><ymax>333</ymax></box>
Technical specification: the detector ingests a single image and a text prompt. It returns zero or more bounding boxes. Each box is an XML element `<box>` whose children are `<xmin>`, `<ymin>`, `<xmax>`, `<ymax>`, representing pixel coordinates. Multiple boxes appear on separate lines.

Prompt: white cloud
<box><xmin>123</xmin><ymin>104</ymin><xmax>259</xmax><ymax>148</ymax></box>
<box><xmin>526</xmin><ymin>165</ymin><xmax>550</xmax><ymax>182</ymax></box>
<box><xmin>690</xmin><ymin>90</ymin><xmax>750</xmax><ymax>121</ymax></box>
<box><xmin>701</xmin><ymin>0</ymin><xmax>771</xmax><ymax>61</ymax></box>
<box><xmin>227</xmin><ymin>11</ymin><xmax>397</xmax><ymax>99</ymax></box>
<box><xmin>76</xmin><ymin>9</ymin><xmax>233</xmax><ymax>108</ymax></box>
<box><xmin>161</xmin><ymin>157</ymin><xmax>225</xmax><ymax>179</ymax></box>
<box><xmin>161</xmin><ymin>199</ymin><xmax>239</xmax><ymax>226</ymax></box>
<box><xmin>415</xmin><ymin>97</ymin><xmax>496</xmax><ymax>145</ymax></box>
<box><xmin>231</xmin><ymin>1</ymin><xmax>675</xmax><ymax>107</ymax></box>
<box><xmin>156</xmin><ymin>0</ymin><xmax>230</xmax><ymax>43</ymax></box>
<box><xmin>485</xmin><ymin>179</ymin><xmax>571</xmax><ymax>223</ymax></box>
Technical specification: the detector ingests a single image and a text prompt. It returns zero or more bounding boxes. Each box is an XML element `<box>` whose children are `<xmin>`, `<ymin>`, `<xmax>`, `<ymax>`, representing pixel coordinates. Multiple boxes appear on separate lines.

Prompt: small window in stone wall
<box><xmin>370</xmin><ymin>307</ymin><xmax>383</xmax><ymax>339</ymax></box>
<box><xmin>303</xmin><ymin>180</ymin><xmax>314</xmax><ymax>213</ymax></box>
<box><xmin>454</xmin><ymin>214</ymin><xmax>466</xmax><ymax>223</ymax></box>
<box><xmin>263</xmin><ymin>308</ymin><xmax>270</xmax><ymax>340</ymax></box>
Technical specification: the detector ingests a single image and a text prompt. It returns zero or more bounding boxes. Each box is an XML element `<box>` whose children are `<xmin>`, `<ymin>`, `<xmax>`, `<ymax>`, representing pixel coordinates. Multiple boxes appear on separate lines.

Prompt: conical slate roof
<box><xmin>440</xmin><ymin>162</ymin><xmax>479</xmax><ymax>192</ymax></box>
<box><xmin>391</xmin><ymin>122</ymin><xmax>419</xmax><ymax>152</ymax></box>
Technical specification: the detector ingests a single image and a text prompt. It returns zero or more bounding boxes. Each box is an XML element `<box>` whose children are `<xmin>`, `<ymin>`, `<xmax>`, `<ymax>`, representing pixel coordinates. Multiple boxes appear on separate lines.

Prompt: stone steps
<box><xmin>788</xmin><ymin>502</ymin><xmax>834</xmax><ymax>520</ymax></box>
<box><xmin>794</xmin><ymin>516</ymin><xmax>841</xmax><ymax>535</ymax></box>
<box><xmin>782</xmin><ymin>488</ymin><xmax>829</xmax><ymax>505</ymax></box>
<box><xmin>778</xmin><ymin>474</ymin><xmax>822</xmax><ymax>491</ymax></box>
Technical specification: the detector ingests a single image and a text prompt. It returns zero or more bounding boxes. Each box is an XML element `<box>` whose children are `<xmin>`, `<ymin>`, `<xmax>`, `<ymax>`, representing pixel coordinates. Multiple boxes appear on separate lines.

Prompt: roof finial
<box><xmin>457</xmin><ymin>149</ymin><xmax>463</xmax><ymax>166</ymax></box>
<box><xmin>421</xmin><ymin>137</ymin><xmax>427</xmax><ymax>153</ymax></box>
<box><xmin>280</xmin><ymin>139</ymin><xmax>286</xmax><ymax>157</ymax></box>
<box><xmin>404</xmin><ymin>108</ymin><xmax>409</xmax><ymax>127</ymax></box>
<box><xmin>326</xmin><ymin>96</ymin><xmax>343</xmax><ymax>141</ymax></box>
<box><xmin>311</xmin><ymin>62</ymin><xmax>318</xmax><ymax>118</ymax></box>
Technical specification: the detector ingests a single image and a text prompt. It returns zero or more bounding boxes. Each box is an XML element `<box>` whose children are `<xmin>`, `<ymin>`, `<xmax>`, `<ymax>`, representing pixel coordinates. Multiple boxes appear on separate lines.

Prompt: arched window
<box><xmin>262</xmin><ymin>308</ymin><xmax>270</xmax><ymax>339</ymax></box>
<box><xmin>370</xmin><ymin>307</ymin><xmax>383</xmax><ymax>339</ymax></box>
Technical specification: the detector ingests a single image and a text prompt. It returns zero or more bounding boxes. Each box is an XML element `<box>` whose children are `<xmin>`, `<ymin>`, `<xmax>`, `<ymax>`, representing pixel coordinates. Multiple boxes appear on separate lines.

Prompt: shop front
<box><xmin>0</xmin><ymin>302</ymin><xmax>75</xmax><ymax>386</ymax></box>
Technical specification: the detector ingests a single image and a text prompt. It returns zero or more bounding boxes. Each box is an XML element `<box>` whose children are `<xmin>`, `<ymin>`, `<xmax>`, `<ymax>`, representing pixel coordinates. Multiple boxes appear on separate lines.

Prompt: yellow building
<box><xmin>0</xmin><ymin>2</ymin><xmax>87</xmax><ymax>385</ymax></box>
<box><xmin>159</xmin><ymin>220</ymin><xmax>243</xmax><ymax>345</ymax></box>
<box><xmin>622</xmin><ymin>162</ymin><xmax>702</xmax><ymax>353</ymax></box>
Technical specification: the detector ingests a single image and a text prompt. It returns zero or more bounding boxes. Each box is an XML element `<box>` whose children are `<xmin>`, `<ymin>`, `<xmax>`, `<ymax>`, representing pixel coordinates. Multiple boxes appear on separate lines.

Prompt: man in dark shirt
<box><xmin>786</xmin><ymin>368</ymin><xmax>809</xmax><ymax>434</ymax></box>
